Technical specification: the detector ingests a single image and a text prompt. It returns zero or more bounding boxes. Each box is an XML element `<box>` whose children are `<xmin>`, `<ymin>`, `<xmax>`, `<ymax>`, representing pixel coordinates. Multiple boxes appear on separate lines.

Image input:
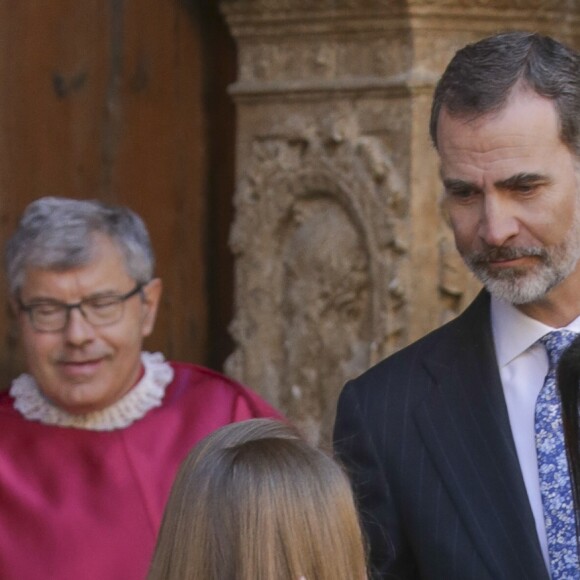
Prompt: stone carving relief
<box><xmin>238</xmin><ymin>36</ymin><xmax>411</xmax><ymax>84</ymax></box>
<box><xmin>222</xmin><ymin>0</ymin><xmax>578</xmax><ymax>18</ymax></box>
<box><xmin>222</xmin><ymin>0</ymin><xmax>575</xmax><ymax>10</ymax></box>
<box><xmin>226</xmin><ymin>109</ymin><xmax>407</xmax><ymax>443</ymax></box>
<box><xmin>281</xmin><ymin>200</ymin><xmax>370</xmax><ymax>442</ymax></box>
<box><xmin>412</xmin><ymin>0</ymin><xmax>573</xmax><ymax>8</ymax></box>
<box><xmin>221</xmin><ymin>0</ymin><xmax>405</xmax><ymax>11</ymax></box>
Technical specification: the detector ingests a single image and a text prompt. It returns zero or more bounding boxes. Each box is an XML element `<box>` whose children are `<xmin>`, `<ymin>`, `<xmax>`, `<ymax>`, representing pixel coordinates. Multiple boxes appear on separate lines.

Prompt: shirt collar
<box><xmin>491</xmin><ymin>296</ymin><xmax>580</xmax><ymax>368</ymax></box>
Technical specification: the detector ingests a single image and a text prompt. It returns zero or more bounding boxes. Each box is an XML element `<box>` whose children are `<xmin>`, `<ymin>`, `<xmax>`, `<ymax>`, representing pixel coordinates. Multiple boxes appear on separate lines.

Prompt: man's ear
<box><xmin>140</xmin><ymin>278</ymin><xmax>162</xmax><ymax>337</ymax></box>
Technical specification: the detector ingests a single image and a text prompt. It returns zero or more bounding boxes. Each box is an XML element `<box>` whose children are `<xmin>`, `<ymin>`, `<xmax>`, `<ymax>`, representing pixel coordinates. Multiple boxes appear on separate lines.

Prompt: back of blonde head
<box><xmin>148</xmin><ymin>419</ymin><xmax>367</xmax><ymax>580</ymax></box>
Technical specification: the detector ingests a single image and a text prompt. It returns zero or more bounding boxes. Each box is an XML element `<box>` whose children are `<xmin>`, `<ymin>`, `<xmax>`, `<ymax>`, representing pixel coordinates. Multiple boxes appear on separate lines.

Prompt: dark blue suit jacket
<box><xmin>333</xmin><ymin>291</ymin><xmax>550</xmax><ymax>580</ymax></box>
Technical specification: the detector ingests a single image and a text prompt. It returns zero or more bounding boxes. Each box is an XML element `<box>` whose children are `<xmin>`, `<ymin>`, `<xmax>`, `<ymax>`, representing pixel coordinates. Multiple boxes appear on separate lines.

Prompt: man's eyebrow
<box><xmin>441</xmin><ymin>173</ymin><xmax>551</xmax><ymax>193</ymax></box>
<box><xmin>20</xmin><ymin>296</ymin><xmax>63</xmax><ymax>305</ymax></box>
<box><xmin>441</xmin><ymin>178</ymin><xmax>479</xmax><ymax>192</ymax></box>
<box><xmin>494</xmin><ymin>172</ymin><xmax>551</xmax><ymax>189</ymax></box>
<box><xmin>22</xmin><ymin>289</ymin><xmax>121</xmax><ymax>304</ymax></box>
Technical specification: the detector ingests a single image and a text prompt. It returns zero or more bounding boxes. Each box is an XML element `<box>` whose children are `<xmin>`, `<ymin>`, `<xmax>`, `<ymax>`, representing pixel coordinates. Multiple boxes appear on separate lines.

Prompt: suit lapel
<box><xmin>414</xmin><ymin>292</ymin><xmax>549</xmax><ymax>580</ymax></box>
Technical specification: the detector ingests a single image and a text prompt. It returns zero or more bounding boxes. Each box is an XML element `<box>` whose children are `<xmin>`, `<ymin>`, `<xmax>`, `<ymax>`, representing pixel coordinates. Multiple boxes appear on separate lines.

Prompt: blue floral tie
<box><xmin>536</xmin><ymin>330</ymin><xmax>580</xmax><ymax>579</ymax></box>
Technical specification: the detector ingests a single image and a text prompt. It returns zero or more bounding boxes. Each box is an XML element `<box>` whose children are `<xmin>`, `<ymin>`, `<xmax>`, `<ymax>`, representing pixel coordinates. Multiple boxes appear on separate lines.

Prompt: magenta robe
<box><xmin>0</xmin><ymin>362</ymin><xmax>281</xmax><ymax>580</ymax></box>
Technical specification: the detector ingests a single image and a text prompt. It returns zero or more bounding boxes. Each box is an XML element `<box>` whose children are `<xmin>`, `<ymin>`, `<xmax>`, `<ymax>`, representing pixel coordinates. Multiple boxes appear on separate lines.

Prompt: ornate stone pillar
<box><xmin>220</xmin><ymin>0</ymin><xmax>580</xmax><ymax>442</ymax></box>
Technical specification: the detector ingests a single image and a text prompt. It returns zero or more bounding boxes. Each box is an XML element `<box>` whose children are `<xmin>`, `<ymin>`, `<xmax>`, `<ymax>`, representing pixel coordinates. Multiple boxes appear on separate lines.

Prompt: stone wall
<box><xmin>220</xmin><ymin>0</ymin><xmax>580</xmax><ymax>443</ymax></box>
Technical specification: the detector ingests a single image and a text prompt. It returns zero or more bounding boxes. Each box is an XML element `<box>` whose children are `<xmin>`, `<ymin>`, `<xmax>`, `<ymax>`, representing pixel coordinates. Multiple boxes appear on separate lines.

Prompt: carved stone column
<box><xmin>220</xmin><ymin>0</ymin><xmax>580</xmax><ymax>442</ymax></box>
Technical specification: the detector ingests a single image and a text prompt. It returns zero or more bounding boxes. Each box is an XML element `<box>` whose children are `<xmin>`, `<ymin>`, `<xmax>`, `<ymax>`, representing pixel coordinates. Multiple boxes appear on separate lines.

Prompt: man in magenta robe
<box><xmin>0</xmin><ymin>197</ymin><xmax>281</xmax><ymax>580</ymax></box>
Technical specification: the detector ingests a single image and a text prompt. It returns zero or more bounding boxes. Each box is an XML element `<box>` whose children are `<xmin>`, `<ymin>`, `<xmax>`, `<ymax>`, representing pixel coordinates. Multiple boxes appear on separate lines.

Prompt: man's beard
<box><xmin>462</xmin><ymin>212</ymin><xmax>580</xmax><ymax>305</ymax></box>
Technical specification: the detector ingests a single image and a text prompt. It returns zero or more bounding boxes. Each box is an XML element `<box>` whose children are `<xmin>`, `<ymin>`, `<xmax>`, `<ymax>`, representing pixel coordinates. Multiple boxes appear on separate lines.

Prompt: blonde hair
<box><xmin>148</xmin><ymin>419</ymin><xmax>367</xmax><ymax>580</ymax></box>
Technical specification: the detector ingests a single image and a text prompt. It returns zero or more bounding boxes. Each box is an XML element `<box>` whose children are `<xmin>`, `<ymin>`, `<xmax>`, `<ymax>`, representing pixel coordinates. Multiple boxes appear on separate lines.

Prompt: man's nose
<box><xmin>478</xmin><ymin>195</ymin><xmax>519</xmax><ymax>247</ymax></box>
<box><xmin>63</xmin><ymin>306</ymin><xmax>96</xmax><ymax>345</ymax></box>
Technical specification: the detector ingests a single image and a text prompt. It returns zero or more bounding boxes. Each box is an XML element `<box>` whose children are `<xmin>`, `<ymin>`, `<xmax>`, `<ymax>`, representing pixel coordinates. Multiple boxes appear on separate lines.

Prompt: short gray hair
<box><xmin>430</xmin><ymin>31</ymin><xmax>580</xmax><ymax>155</ymax></box>
<box><xmin>5</xmin><ymin>197</ymin><xmax>155</xmax><ymax>295</ymax></box>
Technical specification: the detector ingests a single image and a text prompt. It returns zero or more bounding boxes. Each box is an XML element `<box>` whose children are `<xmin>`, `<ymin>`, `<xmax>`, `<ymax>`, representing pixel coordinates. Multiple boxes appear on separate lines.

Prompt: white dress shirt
<box><xmin>490</xmin><ymin>297</ymin><xmax>580</xmax><ymax>569</ymax></box>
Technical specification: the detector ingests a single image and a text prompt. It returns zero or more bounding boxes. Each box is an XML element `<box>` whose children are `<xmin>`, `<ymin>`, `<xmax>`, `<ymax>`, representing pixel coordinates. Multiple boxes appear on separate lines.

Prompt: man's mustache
<box><xmin>467</xmin><ymin>246</ymin><xmax>545</xmax><ymax>265</ymax></box>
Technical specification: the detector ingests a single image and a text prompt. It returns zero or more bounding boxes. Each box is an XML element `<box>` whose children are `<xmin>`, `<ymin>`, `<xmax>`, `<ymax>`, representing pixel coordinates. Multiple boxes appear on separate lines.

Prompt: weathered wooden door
<box><xmin>0</xmin><ymin>0</ymin><xmax>236</xmax><ymax>383</ymax></box>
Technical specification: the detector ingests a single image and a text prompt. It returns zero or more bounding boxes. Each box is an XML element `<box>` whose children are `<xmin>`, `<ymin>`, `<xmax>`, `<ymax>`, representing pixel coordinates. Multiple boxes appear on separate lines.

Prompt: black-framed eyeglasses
<box><xmin>18</xmin><ymin>283</ymin><xmax>146</xmax><ymax>333</ymax></box>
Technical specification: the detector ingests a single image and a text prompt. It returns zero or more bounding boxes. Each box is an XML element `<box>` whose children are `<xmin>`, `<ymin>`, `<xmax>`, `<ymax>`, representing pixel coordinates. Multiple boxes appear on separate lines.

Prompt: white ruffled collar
<box><xmin>9</xmin><ymin>351</ymin><xmax>174</xmax><ymax>431</ymax></box>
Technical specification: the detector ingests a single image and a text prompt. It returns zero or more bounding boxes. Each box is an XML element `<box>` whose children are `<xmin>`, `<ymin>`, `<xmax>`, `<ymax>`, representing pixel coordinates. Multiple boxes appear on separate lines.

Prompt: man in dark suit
<box><xmin>334</xmin><ymin>32</ymin><xmax>580</xmax><ymax>579</ymax></box>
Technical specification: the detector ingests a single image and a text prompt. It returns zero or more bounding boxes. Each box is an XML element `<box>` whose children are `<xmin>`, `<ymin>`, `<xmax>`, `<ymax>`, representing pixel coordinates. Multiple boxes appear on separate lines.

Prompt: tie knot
<box><xmin>539</xmin><ymin>329</ymin><xmax>578</xmax><ymax>368</ymax></box>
